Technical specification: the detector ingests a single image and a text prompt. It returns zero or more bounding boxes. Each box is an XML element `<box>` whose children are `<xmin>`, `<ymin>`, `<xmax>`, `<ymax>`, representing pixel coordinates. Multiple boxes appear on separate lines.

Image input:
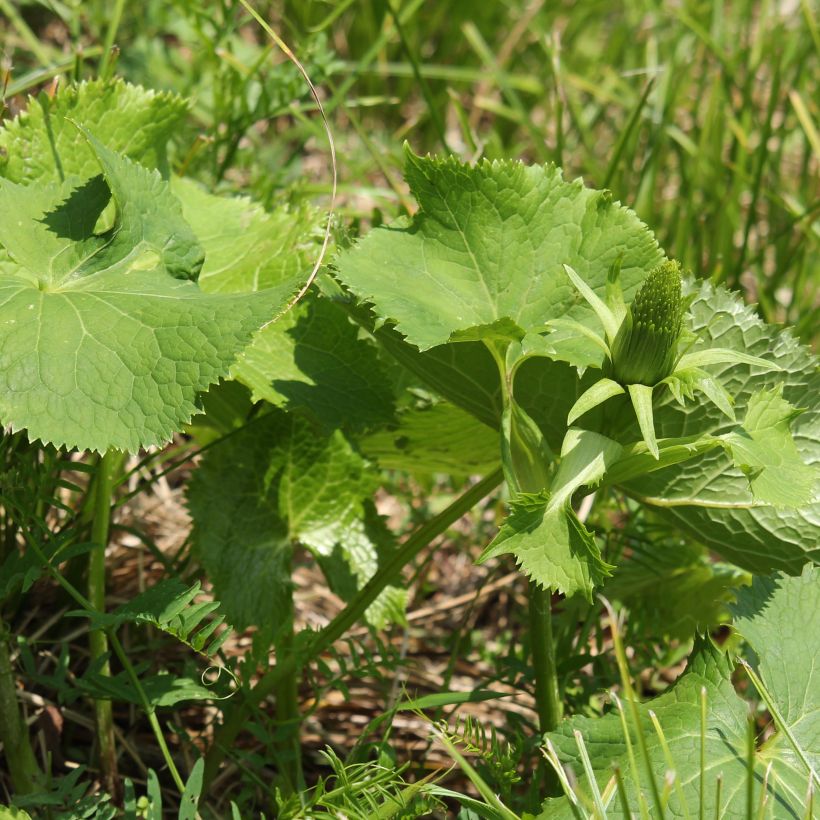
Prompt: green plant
<box><xmin>0</xmin><ymin>76</ymin><xmax>315</xmax><ymax>803</ymax></box>
<box><xmin>329</xmin><ymin>147</ymin><xmax>817</xmax><ymax>812</ymax></box>
<box><xmin>0</xmin><ymin>4</ymin><xmax>817</xmax><ymax>818</ymax></box>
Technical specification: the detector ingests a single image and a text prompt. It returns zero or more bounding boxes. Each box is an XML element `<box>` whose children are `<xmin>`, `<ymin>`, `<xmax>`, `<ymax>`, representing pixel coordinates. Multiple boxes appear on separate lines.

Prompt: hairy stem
<box><xmin>88</xmin><ymin>449</ymin><xmax>125</xmax><ymax>798</ymax></box>
<box><xmin>202</xmin><ymin>467</ymin><xmax>503</xmax><ymax>789</ymax></box>
<box><xmin>0</xmin><ymin>617</ymin><xmax>41</xmax><ymax>794</ymax></box>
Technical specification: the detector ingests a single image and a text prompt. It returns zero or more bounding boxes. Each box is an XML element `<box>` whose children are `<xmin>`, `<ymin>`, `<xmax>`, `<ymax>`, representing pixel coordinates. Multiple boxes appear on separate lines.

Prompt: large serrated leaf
<box><xmin>187</xmin><ymin>413</ymin><xmax>293</xmax><ymax>638</ymax></box>
<box><xmin>231</xmin><ymin>296</ymin><xmax>396</xmax><ymax>432</ymax></box>
<box><xmin>622</xmin><ymin>282</ymin><xmax>819</xmax><ymax>573</ymax></box>
<box><xmin>541</xmin><ymin>567</ymin><xmax>820</xmax><ymax>817</ymax></box>
<box><xmin>0</xmin><ymin>135</ymin><xmax>300</xmax><ymax>452</ymax></box>
<box><xmin>731</xmin><ymin>565</ymin><xmax>819</xmax><ymax>769</ymax></box>
<box><xmin>335</xmin><ymin>148</ymin><xmax>663</xmax><ymax>351</ymax></box>
<box><xmin>188</xmin><ymin>411</ymin><xmax>402</xmax><ymax>638</ymax></box>
<box><xmin>174</xmin><ymin>183</ymin><xmax>394</xmax><ymax>433</ymax></box>
<box><xmin>360</xmin><ymin>402</ymin><xmax>499</xmax><ymax>475</ymax></box>
<box><xmin>171</xmin><ymin>175</ymin><xmax>320</xmax><ymax>295</ymax></box>
<box><xmin>0</xmin><ymin>78</ymin><xmax>188</xmax><ymax>183</ymax></box>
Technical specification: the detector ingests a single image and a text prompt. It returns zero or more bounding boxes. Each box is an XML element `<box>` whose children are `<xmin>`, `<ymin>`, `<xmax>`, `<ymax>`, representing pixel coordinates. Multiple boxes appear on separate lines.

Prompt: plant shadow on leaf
<box><xmin>39</xmin><ymin>175</ymin><xmax>111</xmax><ymax>243</ymax></box>
<box><xmin>266</xmin><ymin>296</ymin><xmax>396</xmax><ymax>433</ymax></box>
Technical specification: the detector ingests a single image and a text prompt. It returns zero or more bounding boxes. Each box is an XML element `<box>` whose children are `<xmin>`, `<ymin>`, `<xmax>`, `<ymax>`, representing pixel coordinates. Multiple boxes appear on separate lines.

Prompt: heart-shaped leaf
<box><xmin>0</xmin><ymin>133</ymin><xmax>300</xmax><ymax>452</ymax></box>
<box><xmin>335</xmin><ymin>147</ymin><xmax>662</xmax><ymax>351</ymax></box>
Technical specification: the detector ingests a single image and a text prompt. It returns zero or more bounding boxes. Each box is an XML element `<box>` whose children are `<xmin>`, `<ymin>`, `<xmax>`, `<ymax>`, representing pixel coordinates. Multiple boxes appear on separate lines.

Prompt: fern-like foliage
<box><xmin>72</xmin><ymin>578</ymin><xmax>231</xmax><ymax>659</ymax></box>
<box><xmin>305</xmin><ymin>631</ymin><xmax>408</xmax><ymax>702</ymax></box>
<box><xmin>434</xmin><ymin>713</ymin><xmax>523</xmax><ymax>801</ymax></box>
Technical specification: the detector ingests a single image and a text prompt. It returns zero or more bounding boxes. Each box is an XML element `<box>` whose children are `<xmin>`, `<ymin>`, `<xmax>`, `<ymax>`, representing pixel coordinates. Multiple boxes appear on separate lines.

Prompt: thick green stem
<box><xmin>490</xmin><ymin>341</ymin><xmax>562</xmax><ymax>741</ymax></box>
<box><xmin>202</xmin><ymin>468</ymin><xmax>503</xmax><ymax>789</ymax></box>
<box><xmin>273</xmin><ymin>622</ymin><xmax>304</xmax><ymax>796</ymax></box>
<box><xmin>88</xmin><ymin>449</ymin><xmax>125</xmax><ymax>797</ymax></box>
<box><xmin>0</xmin><ymin>618</ymin><xmax>41</xmax><ymax>794</ymax></box>
<box><xmin>528</xmin><ymin>584</ymin><xmax>562</xmax><ymax>733</ymax></box>
<box><xmin>272</xmin><ymin>554</ymin><xmax>304</xmax><ymax>797</ymax></box>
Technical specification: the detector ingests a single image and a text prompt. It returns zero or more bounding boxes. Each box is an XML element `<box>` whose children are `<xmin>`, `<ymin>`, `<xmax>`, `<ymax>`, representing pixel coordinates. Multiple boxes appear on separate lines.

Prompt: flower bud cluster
<box><xmin>610</xmin><ymin>261</ymin><xmax>683</xmax><ymax>386</ymax></box>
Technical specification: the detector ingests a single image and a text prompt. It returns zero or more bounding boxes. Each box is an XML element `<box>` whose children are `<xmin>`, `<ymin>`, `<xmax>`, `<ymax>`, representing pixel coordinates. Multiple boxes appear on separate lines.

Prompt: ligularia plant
<box><xmin>336</xmin><ymin>147</ymin><xmax>819</xmax><ymax>748</ymax></box>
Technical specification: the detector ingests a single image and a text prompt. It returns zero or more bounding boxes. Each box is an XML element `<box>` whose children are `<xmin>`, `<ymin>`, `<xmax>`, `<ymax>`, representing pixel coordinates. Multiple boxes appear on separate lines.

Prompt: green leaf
<box><xmin>231</xmin><ymin>296</ymin><xmax>395</xmax><ymax>432</ymax></box>
<box><xmin>187</xmin><ymin>413</ymin><xmax>294</xmax><ymax>638</ymax></box>
<box><xmin>78</xmin><ymin>669</ymin><xmax>217</xmax><ymax>708</ymax></box>
<box><xmin>370</xmin><ymin>325</ymin><xmax>504</xmax><ymax>430</ymax></box>
<box><xmin>172</xmin><ymin>186</ymin><xmax>393</xmax><ymax>433</ymax></box>
<box><xmin>69</xmin><ymin>579</ymin><xmax>230</xmax><ymax>658</ymax></box>
<box><xmin>171</xmin><ymin>175</ymin><xmax>320</xmax><ymax>296</ymax></box>
<box><xmin>335</xmin><ymin>148</ymin><xmax>662</xmax><ymax>351</ymax></box>
<box><xmin>676</xmin><ymin>346</ymin><xmax>781</xmax><ymax>372</ymax></box>
<box><xmin>0</xmin><ymin>807</ymin><xmax>33</xmax><ymax>819</ymax></box>
<box><xmin>315</xmin><ymin>506</ymin><xmax>408</xmax><ymax>630</ymax></box>
<box><xmin>525</xmin><ymin>323</ymin><xmax>607</xmax><ymax>374</ymax></box>
<box><xmin>278</xmin><ymin>418</ymin><xmax>378</xmax><ymax>553</ymax></box>
<box><xmin>731</xmin><ymin>564</ymin><xmax>820</xmax><ymax>778</ymax></box>
<box><xmin>0</xmin><ymin>134</ymin><xmax>300</xmax><ymax>452</ymax></box>
<box><xmin>721</xmin><ymin>386</ymin><xmax>817</xmax><ymax>507</ymax></box>
<box><xmin>187</xmin><ymin>379</ymin><xmax>254</xmax><ymax>445</ymax></box>
<box><xmin>549</xmin><ymin>428</ymin><xmax>623</xmax><ymax>510</ymax></box>
<box><xmin>179</xmin><ymin>759</ymin><xmax>204</xmax><ymax>820</ymax></box>
<box><xmin>478</xmin><ymin>491</ymin><xmax>611</xmax><ymax>601</ymax></box>
<box><xmin>188</xmin><ymin>412</ymin><xmax>403</xmax><ymax>638</ymax></box>
<box><xmin>622</xmin><ymin>281</ymin><xmax>819</xmax><ymax>574</ymax></box>
<box><xmin>695</xmin><ymin>370</ymin><xmax>736</xmax><ymax>420</ymax></box>
<box><xmin>603</xmin><ymin>539</ymin><xmax>745</xmax><ymax>642</ymax></box>
<box><xmin>360</xmin><ymin>402</ymin><xmax>500</xmax><ymax>475</ymax></box>
<box><xmin>501</xmin><ymin>401</ymin><xmax>553</xmax><ymax>494</ymax></box>
<box><xmin>540</xmin><ymin>624</ymin><xmax>817</xmax><ymax>817</ymax></box>
<box><xmin>566</xmin><ymin>378</ymin><xmax>625</xmax><ymax>426</ymax></box>
<box><xmin>627</xmin><ymin>383</ymin><xmax>659</xmax><ymax>458</ymax></box>
<box><xmin>562</xmin><ymin>263</ymin><xmax>620</xmax><ymax>344</ymax></box>
<box><xmin>0</xmin><ymin>79</ymin><xmax>188</xmax><ymax>184</ymax></box>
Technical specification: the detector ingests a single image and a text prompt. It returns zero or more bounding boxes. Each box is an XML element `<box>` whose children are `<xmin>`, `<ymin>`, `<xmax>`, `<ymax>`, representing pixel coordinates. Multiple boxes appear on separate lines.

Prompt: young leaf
<box><xmin>721</xmin><ymin>386</ymin><xmax>817</xmax><ymax>507</ymax></box>
<box><xmin>676</xmin><ymin>347</ymin><xmax>781</xmax><ymax>372</ymax></box>
<box><xmin>562</xmin><ymin>263</ymin><xmax>620</xmax><ymax>344</ymax></box>
<box><xmin>627</xmin><ymin>383</ymin><xmax>659</xmax><ymax>458</ymax></box>
<box><xmin>335</xmin><ymin>148</ymin><xmax>662</xmax><ymax>351</ymax></box>
<box><xmin>68</xmin><ymin>579</ymin><xmax>231</xmax><ymax>658</ymax></box>
<box><xmin>566</xmin><ymin>378</ymin><xmax>625</xmax><ymax>426</ymax></box>
<box><xmin>621</xmin><ymin>281</ymin><xmax>818</xmax><ymax>574</ymax></box>
<box><xmin>529</xmin><ymin>322</ymin><xmax>608</xmax><ymax>373</ymax></box>
<box><xmin>549</xmin><ymin>428</ymin><xmax>623</xmax><ymax>510</ymax></box>
<box><xmin>478</xmin><ymin>491</ymin><xmax>611</xmax><ymax>601</ymax></box>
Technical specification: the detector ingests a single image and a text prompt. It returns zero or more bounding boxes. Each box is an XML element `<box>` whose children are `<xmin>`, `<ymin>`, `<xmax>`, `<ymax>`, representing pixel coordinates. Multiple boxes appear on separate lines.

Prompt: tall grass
<box><xmin>2</xmin><ymin>0</ymin><xmax>815</xmax><ymax>339</ymax></box>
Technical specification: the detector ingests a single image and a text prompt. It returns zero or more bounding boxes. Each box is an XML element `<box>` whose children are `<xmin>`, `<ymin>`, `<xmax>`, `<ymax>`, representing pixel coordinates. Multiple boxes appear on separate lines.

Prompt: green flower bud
<box><xmin>610</xmin><ymin>260</ymin><xmax>683</xmax><ymax>386</ymax></box>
